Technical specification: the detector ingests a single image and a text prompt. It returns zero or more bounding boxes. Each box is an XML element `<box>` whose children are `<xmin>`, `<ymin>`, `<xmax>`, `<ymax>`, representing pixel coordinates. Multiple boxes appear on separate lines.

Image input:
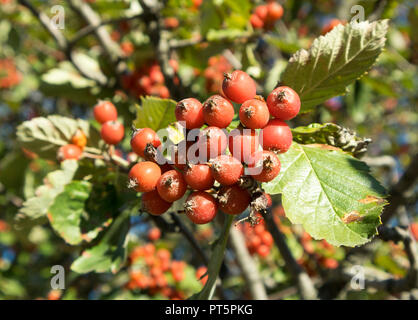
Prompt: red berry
<box><xmin>197</xmin><ymin>126</ymin><xmax>228</xmax><ymax>160</ymax></box>
<box><xmin>183</xmin><ymin>164</ymin><xmax>214</xmax><ymax>191</ymax></box>
<box><xmin>222</xmin><ymin>70</ymin><xmax>257</xmax><ymax>104</ymax></box>
<box><xmin>411</xmin><ymin>223</ymin><xmax>418</xmax><ymax>241</ymax></box>
<box><xmin>93</xmin><ymin>100</ymin><xmax>118</xmax><ymax>124</ymax></box>
<box><xmin>100</xmin><ymin>121</ymin><xmax>125</xmax><ymax>145</ymax></box>
<box><xmin>57</xmin><ymin>144</ymin><xmax>82</xmax><ymax>161</ymax></box>
<box><xmin>248</xmin><ymin>150</ymin><xmax>281</xmax><ymax>182</ymax></box>
<box><xmin>321</xmin><ymin>19</ymin><xmax>343</xmax><ymax>35</ymax></box>
<box><xmin>129</xmin><ymin>161</ymin><xmax>161</xmax><ymax>192</ymax></box>
<box><xmin>218</xmin><ymin>184</ymin><xmax>251</xmax><ymax>215</ymax></box>
<box><xmin>156</xmin><ymin>170</ymin><xmax>187</xmax><ymax>202</ymax></box>
<box><xmin>195</xmin><ymin>266</ymin><xmax>208</xmax><ymax>285</ymax></box>
<box><xmin>266</xmin><ymin>2</ymin><xmax>283</xmax><ymax>22</ymax></box>
<box><xmin>255</xmin><ymin>5</ymin><xmax>268</xmax><ymax>20</ymax></box>
<box><xmin>260</xmin><ymin>119</ymin><xmax>292</xmax><ymax>153</ymax></box>
<box><xmin>248</xmin><ymin>235</ymin><xmax>262</xmax><ymax>249</ymax></box>
<box><xmin>260</xmin><ymin>231</ymin><xmax>273</xmax><ymax>247</ymax></box>
<box><xmin>131</xmin><ymin>128</ymin><xmax>161</xmax><ymax>158</ymax></box>
<box><xmin>142</xmin><ymin>190</ymin><xmax>172</xmax><ymax>215</ymax></box>
<box><xmin>210</xmin><ymin>155</ymin><xmax>243</xmax><ymax>186</ymax></box>
<box><xmin>250</xmin><ymin>14</ymin><xmax>264</xmax><ymax>29</ymax></box>
<box><xmin>185</xmin><ymin>191</ymin><xmax>218</xmax><ymax>224</ymax></box>
<box><xmin>171</xmin><ymin>141</ymin><xmax>196</xmax><ymax>170</ymax></box>
<box><xmin>228</xmin><ymin>127</ymin><xmax>260</xmax><ymax>163</ymax></box>
<box><xmin>202</xmin><ymin>95</ymin><xmax>234</xmax><ymax>128</ymax></box>
<box><xmin>267</xmin><ymin>86</ymin><xmax>300</xmax><ymax>120</ymax></box>
<box><xmin>175</xmin><ymin>98</ymin><xmax>205</xmax><ymax>129</ymax></box>
<box><xmin>256</xmin><ymin>244</ymin><xmax>270</xmax><ymax>258</ymax></box>
<box><xmin>239</xmin><ymin>98</ymin><xmax>270</xmax><ymax>129</ymax></box>
<box><xmin>148</xmin><ymin>227</ymin><xmax>161</xmax><ymax>241</ymax></box>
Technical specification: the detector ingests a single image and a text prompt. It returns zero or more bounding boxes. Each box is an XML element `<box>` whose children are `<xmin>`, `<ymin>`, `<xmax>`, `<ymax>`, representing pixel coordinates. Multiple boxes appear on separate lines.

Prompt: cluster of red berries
<box><xmin>238</xmin><ymin>198</ymin><xmax>274</xmax><ymax>258</ymax></box>
<box><xmin>0</xmin><ymin>58</ymin><xmax>21</xmax><ymax>89</ymax></box>
<box><xmin>299</xmin><ymin>232</ymin><xmax>339</xmax><ymax>272</ymax></box>
<box><xmin>126</xmin><ymin>242</ymin><xmax>208</xmax><ymax>299</ymax></box>
<box><xmin>122</xmin><ymin>61</ymin><xmax>172</xmax><ymax>99</ymax></box>
<box><xmin>127</xmin><ymin>69</ymin><xmax>300</xmax><ymax>225</ymax></box>
<box><xmin>204</xmin><ymin>55</ymin><xmax>232</xmax><ymax>94</ymax></box>
<box><xmin>250</xmin><ymin>1</ymin><xmax>284</xmax><ymax>31</ymax></box>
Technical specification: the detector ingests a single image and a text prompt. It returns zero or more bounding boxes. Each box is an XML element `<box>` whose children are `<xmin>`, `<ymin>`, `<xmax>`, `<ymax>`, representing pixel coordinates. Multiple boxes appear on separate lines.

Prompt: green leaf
<box><xmin>71</xmin><ymin>207</ymin><xmax>131</xmax><ymax>274</ymax></box>
<box><xmin>16</xmin><ymin>160</ymin><xmax>79</xmax><ymax>225</ymax></box>
<box><xmin>263</xmin><ymin>143</ymin><xmax>387</xmax><ymax>247</ymax></box>
<box><xmin>281</xmin><ymin>20</ymin><xmax>388</xmax><ymax>113</ymax></box>
<box><xmin>16</xmin><ymin>115</ymin><xmax>102</xmax><ymax>160</ymax></box>
<box><xmin>291</xmin><ymin>123</ymin><xmax>371</xmax><ymax>157</ymax></box>
<box><xmin>133</xmin><ymin>96</ymin><xmax>177</xmax><ymax>131</ymax></box>
<box><xmin>48</xmin><ymin>181</ymin><xmax>92</xmax><ymax>245</ymax></box>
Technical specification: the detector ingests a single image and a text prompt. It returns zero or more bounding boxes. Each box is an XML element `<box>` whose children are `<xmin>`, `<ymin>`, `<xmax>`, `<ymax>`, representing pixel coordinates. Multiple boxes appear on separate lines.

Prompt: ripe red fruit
<box><xmin>250</xmin><ymin>14</ymin><xmax>264</xmax><ymax>29</ymax></box>
<box><xmin>222</xmin><ymin>70</ymin><xmax>257</xmax><ymax>104</ymax></box>
<box><xmin>266</xmin><ymin>2</ymin><xmax>283</xmax><ymax>22</ymax></box>
<box><xmin>148</xmin><ymin>227</ymin><xmax>161</xmax><ymax>241</ymax></box>
<box><xmin>195</xmin><ymin>266</ymin><xmax>208</xmax><ymax>285</ymax></box>
<box><xmin>198</xmin><ymin>126</ymin><xmax>228</xmax><ymax>160</ymax></box>
<box><xmin>57</xmin><ymin>144</ymin><xmax>82</xmax><ymax>161</ymax></box>
<box><xmin>142</xmin><ymin>190</ymin><xmax>172</xmax><ymax>215</ymax></box>
<box><xmin>260</xmin><ymin>119</ymin><xmax>292</xmax><ymax>153</ymax></box>
<box><xmin>130</xmin><ymin>128</ymin><xmax>161</xmax><ymax>158</ymax></box>
<box><xmin>267</xmin><ymin>86</ymin><xmax>301</xmax><ymax>120</ymax></box>
<box><xmin>239</xmin><ymin>98</ymin><xmax>270</xmax><ymax>129</ymax></box>
<box><xmin>256</xmin><ymin>244</ymin><xmax>270</xmax><ymax>258</ymax></box>
<box><xmin>218</xmin><ymin>184</ymin><xmax>251</xmax><ymax>215</ymax></box>
<box><xmin>260</xmin><ymin>231</ymin><xmax>273</xmax><ymax>247</ymax></box>
<box><xmin>175</xmin><ymin>98</ymin><xmax>205</xmax><ymax>129</ymax></box>
<box><xmin>410</xmin><ymin>223</ymin><xmax>418</xmax><ymax>241</ymax></box>
<box><xmin>185</xmin><ymin>191</ymin><xmax>218</xmax><ymax>224</ymax></box>
<box><xmin>321</xmin><ymin>19</ymin><xmax>343</xmax><ymax>35</ymax></box>
<box><xmin>255</xmin><ymin>5</ymin><xmax>268</xmax><ymax>20</ymax></box>
<box><xmin>101</xmin><ymin>121</ymin><xmax>124</xmax><ymax>145</ymax></box>
<box><xmin>248</xmin><ymin>150</ymin><xmax>281</xmax><ymax>182</ymax></box>
<box><xmin>210</xmin><ymin>155</ymin><xmax>244</xmax><ymax>186</ymax></box>
<box><xmin>228</xmin><ymin>127</ymin><xmax>259</xmax><ymax>163</ymax></box>
<box><xmin>202</xmin><ymin>95</ymin><xmax>234</xmax><ymax>128</ymax></box>
<box><xmin>156</xmin><ymin>170</ymin><xmax>187</xmax><ymax>202</ymax></box>
<box><xmin>129</xmin><ymin>161</ymin><xmax>161</xmax><ymax>192</ymax></box>
<box><xmin>183</xmin><ymin>164</ymin><xmax>214</xmax><ymax>191</ymax></box>
<box><xmin>93</xmin><ymin>101</ymin><xmax>118</xmax><ymax>124</ymax></box>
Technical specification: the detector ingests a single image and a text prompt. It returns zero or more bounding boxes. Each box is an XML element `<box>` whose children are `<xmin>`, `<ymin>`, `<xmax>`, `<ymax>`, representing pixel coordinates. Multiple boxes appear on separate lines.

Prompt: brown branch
<box><xmin>229</xmin><ymin>226</ymin><xmax>268</xmax><ymax>300</ymax></box>
<box><xmin>262</xmin><ymin>208</ymin><xmax>318</xmax><ymax>300</ymax></box>
<box><xmin>17</xmin><ymin>0</ymin><xmax>107</xmax><ymax>85</ymax></box>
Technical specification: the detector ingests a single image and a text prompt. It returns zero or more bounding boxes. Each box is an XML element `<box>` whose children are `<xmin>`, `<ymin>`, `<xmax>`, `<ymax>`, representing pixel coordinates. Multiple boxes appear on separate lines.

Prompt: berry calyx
<box><xmin>239</xmin><ymin>98</ymin><xmax>270</xmax><ymax>129</ymax></box>
<box><xmin>142</xmin><ymin>190</ymin><xmax>172</xmax><ymax>215</ymax></box>
<box><xmin>267</xmin><ymin>86</ymin><xmax>300</xmax><ymax>120</ymax></box>
<box><xmin>156</xmin><ymin>170</ymin><xmax>187</xmax><ymax>202</ymax></box>
<box><xmin>202</xmin><ymin>95</ymin><xmax>234</xmax><ymax>128</ymax></box>
<box><xmin>184</xmin><ymin>191</ymin><xmax>218</xmax><ymax>224</ymax></box>
<box><xmin>128</xmin><ymin>161</ymin><xmax>161</xmax><ymax>192</ymax></box>
<box><xmin>198</xmin><ymin>126</ymin><xmax>228</xmax><ymax>160</ymax></box>
<box><xmin>175</xmin><ymin>98</ymin><xmax>205</xmax><ymax>129</ymax></box>
<box><xmin>183</xmin><ymin>164</ymin><xmax>214</xmax><ymax>191</ymax></box>
<box><xmin>131</xmin><ymin>128</ymin><xmax>161</xmax><ymax>158</ymax></box>
<box><xmin>101</xmin><ymin>121</ymin><xmax>125</xmax><ymax>145</ymax></box>
<box><xmin>248</xmin><ymin>150</ymin><xmax>281</xmax><ymax>182</ymax></box>
<box><xmin>222</xmin><ymin>70</ymin><xmax>257</xmax><ymax>104</ymax></box>
<box><xmin>217</xmin><ymin>184</ymin><xmax>251</xmax><ymax>215</ymax></box>
<box><xmin>260</xmin><ymin>119</ymin><xmax>292</xmax><ymax>153</ymax></box>
<box><xmin>57</xmin><ymin>144</ymin><xmax>82</xmax><ymax>161</ymax></box>
<box><xmin>93</xmin><ymin>100</ymin><xmax>118</xmax><ymax>124</ymax></box>
<box><xmin>210</xmin><ymin>155</ymin><xmax>244</xmax><ymax>186</ymax></box>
